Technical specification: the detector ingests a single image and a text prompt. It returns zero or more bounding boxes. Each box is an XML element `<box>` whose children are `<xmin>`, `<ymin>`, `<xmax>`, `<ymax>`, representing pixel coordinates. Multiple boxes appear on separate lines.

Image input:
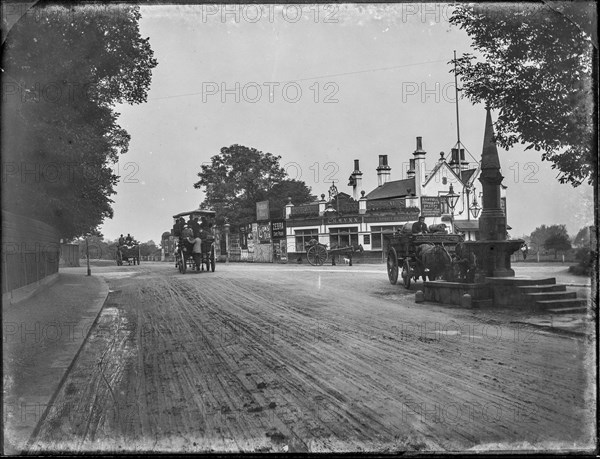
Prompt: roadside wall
<box><xmin>60</xmin><ymin>243</ymin><xmax>80</xmax><ymax>267</ymax></box>
<box><xmin>2</xmin><ymin>210</ymin><xmax>61</xmax><ymax>300</ymax></box>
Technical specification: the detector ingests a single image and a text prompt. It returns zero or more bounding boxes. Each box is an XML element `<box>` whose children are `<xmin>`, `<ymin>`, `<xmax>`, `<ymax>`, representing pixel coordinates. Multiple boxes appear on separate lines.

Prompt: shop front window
<box><xmin>295</xmin><ymin>229</ymin><xmax>318</xmax><ymax>252</ymax></box>
<box><xmin>329</xmin><ymin>227</ymin><xmax>358</xmax><ymax>249</ymax></box>
<box><xmin>371</xmin><ymin>225</ymin><xmax>403</xmax><ymax>250</ymax></box>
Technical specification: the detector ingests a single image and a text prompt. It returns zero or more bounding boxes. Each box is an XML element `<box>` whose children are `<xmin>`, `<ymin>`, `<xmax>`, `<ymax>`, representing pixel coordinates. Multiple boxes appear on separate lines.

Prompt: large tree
<box><xmin>544</xmin><ymin>233</ymin><xmax>572</xmax><ymax>259</ymax></box>
<box><xmin>450</xmin><ymin>3</ymin><xmax>596</xmax><ymax>186</ymax></box>
<box><xmin>2</xmin><ymin>4</ymin><xmax>157</xmax><ymax>238</ymax></box>
<box><xmin>194</xmin><ymin>145</ymin><xmax>313</xmax><ymax>227</ymax></box>
<box><xmin>530</xmin><ymin>224</ymin><xmax>570</xmax><ymax>254</ymax></box>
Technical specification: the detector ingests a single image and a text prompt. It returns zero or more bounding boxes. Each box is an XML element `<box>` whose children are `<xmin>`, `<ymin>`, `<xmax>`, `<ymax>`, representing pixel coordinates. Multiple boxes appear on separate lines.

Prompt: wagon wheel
<box><xmin>387</xmin><ymin>248</ymin><xmax>399</xmax><ymax>285</ymax></box>
<box><xmin>210</xmin><ymin>244</ymin><xmax>216</xmax><ymax>272</ymax></box>
<box><xmin>307</xmin><ymin>245</ymin><xmax>328</xmax><ymax>266</ymax></box>
<box><xmin>401</xmin><ymin>258</ymin><xmax>412</xmax><ymax>289</ymax></box>
<box><xmin>179</xmin><ymin>249</ymin><xmax>187</xmax><ymax>274</ymax></box>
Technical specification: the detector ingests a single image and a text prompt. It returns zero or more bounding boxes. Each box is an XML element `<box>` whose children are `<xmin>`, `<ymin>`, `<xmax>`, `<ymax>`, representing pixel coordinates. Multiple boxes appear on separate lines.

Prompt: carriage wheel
<box><xmin>402</xmin><ymin>258</ymin><xmax>412</xmax><ymax>289</ymax></box>
<box><xmin>307</xmin><ymin>245</ymin><xmax>328</xmax><ymax>266</ymax></box>
<box><xmin>179</xmin><ymin>251</ymin><xmax>187</xmax><ymax>274</ymax></box>
<box><xmin>387</xmin><ymin>248</ymin><xmax>399</xmax><ymax>285</ymax></box>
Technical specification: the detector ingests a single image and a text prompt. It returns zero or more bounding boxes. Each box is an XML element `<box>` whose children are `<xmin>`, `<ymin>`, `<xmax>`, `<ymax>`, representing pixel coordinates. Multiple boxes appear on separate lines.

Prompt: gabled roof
<box><xmin>460</xmin><ymin>168</ymin><xmax>478</xmax><ymax>184</ymax></box>
<box><xmin>365</xmin><ymin>178</ymin><xmax>415</xmax><ymax>200</ymax></box>
<box><xmin>423</xmin><ymin>161</ymin><xmax>479</xmax><ymax>188</ymax></box>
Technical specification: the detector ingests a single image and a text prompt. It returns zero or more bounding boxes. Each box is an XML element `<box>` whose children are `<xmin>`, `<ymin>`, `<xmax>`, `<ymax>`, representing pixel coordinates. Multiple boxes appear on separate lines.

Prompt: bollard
<box><xmin>461</xmin><ymin>293</ymin><xmax>472</xmax><ymax>308</ymax></box>
<box><xmin>415</xmin><ymin>290</ymin><xmax>424</xmax><ymax>303</ymax></box>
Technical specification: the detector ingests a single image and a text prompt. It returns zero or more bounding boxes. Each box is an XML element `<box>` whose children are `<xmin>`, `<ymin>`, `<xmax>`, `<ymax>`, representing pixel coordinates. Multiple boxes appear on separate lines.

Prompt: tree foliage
<box><xmin>544</xmin><ymin>233</ymin><xmax>572</xmax><ymax>258</ymax></box>
<box><xmin>573</xmin><ymin>225</ymin><xmax>593</xmax><ymax>248</ymax></box>
<box><xmin>450</xmin><ymin>3</ymin><xmax>595</xmax><ymax>186</ymax></box>
<box><xmin>530</xmin><ymin>224</ymin><xmax>570</xmax><ymax>253</ymax></box>
<box><xmin>194</xmin><ymin>144</ymin><xmax>313</xmax><ymax>227</ymax></box>
<box><xmin>2</xmin><ymin>4</ymin><xmax>157</xmax><ymax>238</ymax></box>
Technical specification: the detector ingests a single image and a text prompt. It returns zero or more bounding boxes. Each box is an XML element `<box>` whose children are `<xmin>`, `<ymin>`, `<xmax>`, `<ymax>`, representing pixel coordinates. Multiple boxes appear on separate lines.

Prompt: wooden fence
<box><xmin>2</xmin><ymin>210</ymin><xmax>60</xmax><ymax>295</ymax></box>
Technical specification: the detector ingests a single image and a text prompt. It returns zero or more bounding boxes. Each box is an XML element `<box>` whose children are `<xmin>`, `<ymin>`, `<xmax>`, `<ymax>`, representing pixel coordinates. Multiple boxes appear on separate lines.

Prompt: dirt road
<box><xmin>28</xmin><ymin>262</ymin><xmax>595</xmax><ymax>452</ymax></box>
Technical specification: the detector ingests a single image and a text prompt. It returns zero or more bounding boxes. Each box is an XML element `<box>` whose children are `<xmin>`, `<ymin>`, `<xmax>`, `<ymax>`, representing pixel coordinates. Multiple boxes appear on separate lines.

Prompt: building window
<box><xmin>295</xmin><ymin>229</ymin><xmax>318</xmax><ymax>252</ymax></box>
<box><xmin>329</xmin><ymin>227</ymin><xmax>358</xmax><ymax>249</ymax></box>
<box><xmin>371</xmin><ymin>225</ymin><xmax>403</xmax><ymax>250</ymax></box>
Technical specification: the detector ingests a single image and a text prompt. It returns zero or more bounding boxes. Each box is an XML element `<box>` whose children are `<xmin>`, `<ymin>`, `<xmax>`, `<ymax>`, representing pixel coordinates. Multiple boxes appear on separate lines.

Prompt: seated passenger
<box><xmin>181</xmin><ymin>225</ymin><xmax>193</xmax><ymax>240</ymax></box>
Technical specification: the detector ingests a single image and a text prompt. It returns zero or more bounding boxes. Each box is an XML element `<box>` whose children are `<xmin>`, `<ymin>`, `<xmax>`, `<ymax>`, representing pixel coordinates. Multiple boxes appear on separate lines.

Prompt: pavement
<box><xmin>2</xmin><ymin>266</ymin><xmax>109</xmax><ymax>455</ymax></box>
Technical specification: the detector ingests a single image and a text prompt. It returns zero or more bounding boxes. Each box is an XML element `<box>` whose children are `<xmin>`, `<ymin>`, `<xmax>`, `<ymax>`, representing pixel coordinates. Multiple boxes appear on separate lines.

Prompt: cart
<box><xmin>305</xmin><ymin>240</ymin><xmax>363</xmax><ymax>266</ymax></box>
<box><xmin>116</xmin><ymin>243</ymin><xmax>140</xmax><ymax>266</ymax></box>
<box><xmin>386</xmin><ymin>232</ymin><xmax>463</xmax><ymax>288</ymax></box>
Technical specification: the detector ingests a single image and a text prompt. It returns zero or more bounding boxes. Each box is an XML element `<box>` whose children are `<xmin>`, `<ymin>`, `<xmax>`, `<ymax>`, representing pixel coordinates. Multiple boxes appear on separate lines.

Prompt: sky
<box><xmin>98</xmin><ymin>3</ymin><xmax>594</xmax><ymax>243</ymax></box>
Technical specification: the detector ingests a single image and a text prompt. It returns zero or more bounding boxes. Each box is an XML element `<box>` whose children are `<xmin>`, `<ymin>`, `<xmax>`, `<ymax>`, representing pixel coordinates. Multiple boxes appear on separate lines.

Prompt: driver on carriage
<box><xmin>411</xmin><ymin>216</ymin><xmax>429</xmax><ymax>234</ymax></box>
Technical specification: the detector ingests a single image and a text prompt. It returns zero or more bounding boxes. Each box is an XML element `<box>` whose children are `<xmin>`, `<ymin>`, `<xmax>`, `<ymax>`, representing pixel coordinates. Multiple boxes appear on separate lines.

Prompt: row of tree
<box><xmin>524</xmin><ymin>224</ymin><xmax>592</xmax><ymax>259</ymax></box>
<box><xmin>75</xmin><ymin>235</ymin><xmax>160</xmax><ymax>260</ymax></box>
<box><xmin>3</xmin><ymin>5</ymin><xmax>157</xmax><ymax>239</ymax></box>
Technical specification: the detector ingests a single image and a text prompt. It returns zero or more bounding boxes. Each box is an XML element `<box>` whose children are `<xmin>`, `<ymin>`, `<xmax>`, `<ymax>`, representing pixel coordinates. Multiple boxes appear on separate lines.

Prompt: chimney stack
<box><xmin>350</xmin><ymin>159</ymin><xmax>363</xmax><ymax>200</ymax></box>
<box><xmin>407</xmin><ymin>158</ymin><xmax>415</xmax><ymax>178</ymax></box>
<box><xmin>449</xmin><ymin>148</ymin><xmax>467</xmax><ymax>174</ymax></box>
<box><xmin>413</xmin><ymin>137</ymin><xmax>426</xmax><ymax>197</ymax></box>
<box><xmin>376</xmin><ymin>154</ymin><xmax>391</xmax><ymax>187</ymax></box>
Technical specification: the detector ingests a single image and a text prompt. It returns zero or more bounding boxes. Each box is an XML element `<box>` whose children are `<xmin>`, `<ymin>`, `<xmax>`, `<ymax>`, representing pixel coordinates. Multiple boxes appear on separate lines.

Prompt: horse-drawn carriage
<box><xmin>116</xmin><ymin>242</ymin><xmax>140</xmax><ymax>266</ymax></box>
<box><xmin>386</xmin><ymin>228</ymin><xmax>467</xmax><ymax>288</ymax></box>
<box><xmin>171</xmin><ymin>209</ymin><xmax>216</xmax><ymax>274</ymax></box>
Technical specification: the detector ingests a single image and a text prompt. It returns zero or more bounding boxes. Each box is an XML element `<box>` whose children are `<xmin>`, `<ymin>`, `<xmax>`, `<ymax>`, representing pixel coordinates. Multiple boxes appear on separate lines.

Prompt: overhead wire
<box><xmin>148</xmin><ymin>58</ymin><xmax>449</xmax><ymax>101</ymax></box>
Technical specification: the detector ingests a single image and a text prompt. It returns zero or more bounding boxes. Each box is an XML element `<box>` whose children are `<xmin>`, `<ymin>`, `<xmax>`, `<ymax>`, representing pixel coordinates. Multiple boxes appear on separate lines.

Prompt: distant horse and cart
<box><xmin>116</xmin><ymin>242</ymin><xmax>140</xmax><ymax>266</ymax></box>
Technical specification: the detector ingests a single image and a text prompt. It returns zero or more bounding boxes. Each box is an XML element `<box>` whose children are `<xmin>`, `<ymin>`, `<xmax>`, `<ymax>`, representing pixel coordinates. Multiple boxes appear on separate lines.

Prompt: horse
<box><xmin>452</xmin><ymin>242</ymin><xmax>477</xmax><ymax>282</ymax></box>
<box><xmin>415</xmin><ymin>243</ymin><xmax>453</xmax><ymax>281</ymax></box>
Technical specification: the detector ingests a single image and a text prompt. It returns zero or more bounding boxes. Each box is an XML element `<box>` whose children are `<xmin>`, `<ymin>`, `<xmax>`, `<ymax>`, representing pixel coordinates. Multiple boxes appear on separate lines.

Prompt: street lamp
<box><xmin>324</xmin><ymin>202</ymin><xmax>337</xmax><ymax>214</ymax></box>
<box><xmin>444</xmin><ymin>183</ymin><xmax>460</xmax><ymax>212</ymax></box>
<box><xmin>470</xmin><ymin>193</ymin><xmax>482</xmax><ymax>219</ymax></box>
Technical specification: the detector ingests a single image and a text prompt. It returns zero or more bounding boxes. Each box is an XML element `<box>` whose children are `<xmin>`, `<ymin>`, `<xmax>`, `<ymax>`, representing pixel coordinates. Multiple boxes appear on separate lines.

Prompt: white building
<box><xmin>284</xmin><ymin>135</ymin><xmax>508</xmax><ymax>263</ymax></box>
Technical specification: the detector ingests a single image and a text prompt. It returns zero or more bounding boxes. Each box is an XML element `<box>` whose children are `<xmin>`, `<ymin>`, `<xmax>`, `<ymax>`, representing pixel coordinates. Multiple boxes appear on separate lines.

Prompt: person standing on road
<box><xmin>190</xmin><ymin>236</ymin><xmax>203</xmax><ymax>271</ymax></box>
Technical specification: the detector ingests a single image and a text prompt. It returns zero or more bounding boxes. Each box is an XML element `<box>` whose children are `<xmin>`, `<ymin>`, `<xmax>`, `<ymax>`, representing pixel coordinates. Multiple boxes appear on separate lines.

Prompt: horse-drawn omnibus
<box><xmin>171</xmin><ymin>208</ymin><xmax>216</xmax><ymax>274</ymax></box>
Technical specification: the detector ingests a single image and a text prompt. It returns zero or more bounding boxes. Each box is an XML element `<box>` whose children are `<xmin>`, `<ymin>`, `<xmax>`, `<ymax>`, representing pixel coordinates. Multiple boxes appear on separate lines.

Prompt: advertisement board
<box><xmin>420</xmin><ymin>196</ymin><xmax>442</xmax><ymax>217</ymax></box>
<box><xmin>258</xmin><ymin>223</ymin><xmax>271</xmax><ymax>243</ymax></box>
<box><xmin>270</xmin><ymin>220</ymin><xmax>286</xmax><ymax>239</ymax></box>
<box><xmin>256</xmin><ymin>201</ymin><xmax>270</xmax><ymax>221</ymax></box>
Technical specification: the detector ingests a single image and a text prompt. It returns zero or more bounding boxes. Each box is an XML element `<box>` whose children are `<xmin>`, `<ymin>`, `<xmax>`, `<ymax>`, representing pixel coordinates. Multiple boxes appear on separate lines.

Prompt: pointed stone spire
<box><xmin>478</xmin><ymin>107</ymin><xmax>505</xmax><ymax>241</ymax></box>
<box><xmin>481</xmin><ymin>106</ymin><xmax>501</xmax><ymax>171</ymax></box>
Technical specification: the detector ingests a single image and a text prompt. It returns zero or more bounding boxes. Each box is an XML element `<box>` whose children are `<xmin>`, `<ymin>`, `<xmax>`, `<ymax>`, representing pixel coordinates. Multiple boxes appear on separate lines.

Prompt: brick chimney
<box><xmin>413</xmin><ymin>137</ymin><xmax>426</xmax><ymax>197</ymax></box>
<box><xmin>407</xmin><ymin>158</ymin><xmax>415</xmax><ymax>179</ymax></box>
<box><xmin>376</xmin><ymin>155</ymin><xmax>391</xmax><ymax>187</ymax></box>
<box><xmin>349</xmin><ymin>159</ymin><xmax>363</xmax><ymax>200</ymax></box>
<box><xmin>449</xmin><ymin>148</ymin><xmax>468</xmax><ymax>175</ymax></box>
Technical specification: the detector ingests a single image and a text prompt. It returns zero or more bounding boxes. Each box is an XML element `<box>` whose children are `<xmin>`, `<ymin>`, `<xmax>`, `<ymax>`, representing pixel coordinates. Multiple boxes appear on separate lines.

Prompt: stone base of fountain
<box><xmin>424</xmin><ymin>239</ymin><xmax>527</xmax><ymax>308</ymax></box>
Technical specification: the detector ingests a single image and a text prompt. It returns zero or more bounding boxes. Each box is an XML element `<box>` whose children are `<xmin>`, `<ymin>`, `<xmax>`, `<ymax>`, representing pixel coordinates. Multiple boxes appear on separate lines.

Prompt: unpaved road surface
<box><xmin>27</xmin><ymin>263</ymin><xmax>595</xmax><ymax>453</ymax></box>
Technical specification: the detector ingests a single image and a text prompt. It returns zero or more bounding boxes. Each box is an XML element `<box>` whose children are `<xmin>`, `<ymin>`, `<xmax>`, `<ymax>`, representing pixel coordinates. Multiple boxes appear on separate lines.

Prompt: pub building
<box><xmin>283</xmin><ymin>136</ymin><xmax>508</xmax><ymax>263</ymax></box>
